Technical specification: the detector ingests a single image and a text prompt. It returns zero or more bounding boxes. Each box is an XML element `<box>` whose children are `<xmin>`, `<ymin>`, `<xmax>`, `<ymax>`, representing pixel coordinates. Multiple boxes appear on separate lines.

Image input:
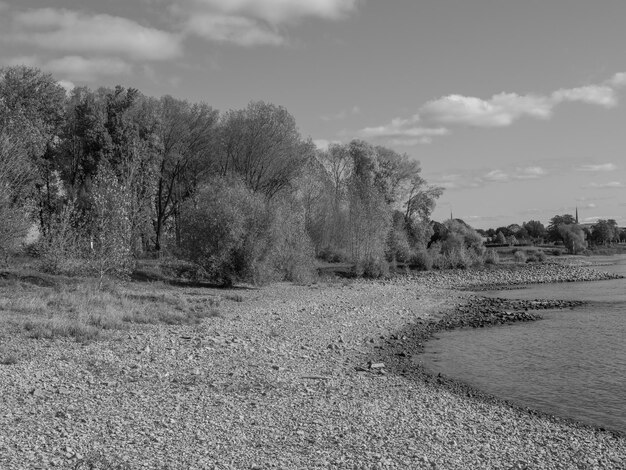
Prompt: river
<box><xmin>420</xmin><ymin>255</ymin><xmax>626</xmax><ymax>434</ymax></box>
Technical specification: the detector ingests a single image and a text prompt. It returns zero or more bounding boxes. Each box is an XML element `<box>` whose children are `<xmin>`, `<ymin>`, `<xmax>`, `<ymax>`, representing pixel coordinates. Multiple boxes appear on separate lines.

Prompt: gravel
<box><xmin>0</xmin><ymin>263</ymin><xmax>624</xmax><ymax>469</ymax></box>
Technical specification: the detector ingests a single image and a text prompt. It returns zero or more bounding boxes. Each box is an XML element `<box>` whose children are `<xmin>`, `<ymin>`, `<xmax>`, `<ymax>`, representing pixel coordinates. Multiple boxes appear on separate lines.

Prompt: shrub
<box><xmin>179</xmin><ymin>176</ymin><xmax>266</xmax><ymax>286</ymax></box>
<box><xmin>484</xmin><ymin>249</ymin><xmax>500</xmax><ymax>265</ymax></box>
<box><xmin>317</xmin><ymin>246</ymin><xmax>351</xmax><ymax>263</ymax></box>
<box><xmin>514</xmin><ymin>250</ymin><xmax>527</xmax><ymax>263</ymax></box>
<box><xmin>38</xmin><ymin>202</ymin><xmax>84</xmax><ymax>275</ymax></box>
<box><xmin>179</xmin><ymin>177</ymin><xmax>317</xmax><ymax>285</ymax></box>
<box><xmin>265</xmin><ymin>196</ymin><xmax>317</xmax><ymax>284</ymax></box>
<box><xmin>355</xmin><ymin>255</ymin><xmax>389</xmax><ymax>278</ymax></box>
<box><xmin>85</xmin><ymin>164</ymin><xmax>135</xmax><ymax>287</ymax></box>
<box><xmin>411</xmin><ymin>249</ymin><xmax>433</xmax><ymax>271</ymax></box>
<box><xmin>526</xmin><ymin>250</ymin><xmax>547</xmax><ymax>263</ymax></box>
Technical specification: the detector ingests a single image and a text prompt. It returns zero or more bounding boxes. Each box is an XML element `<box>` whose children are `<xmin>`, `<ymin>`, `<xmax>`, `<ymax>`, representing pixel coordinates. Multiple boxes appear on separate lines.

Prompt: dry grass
<box><xmin>0</xmin><ymin>277</ymin><xmax>221</xmax><ymax>343</ymax></box>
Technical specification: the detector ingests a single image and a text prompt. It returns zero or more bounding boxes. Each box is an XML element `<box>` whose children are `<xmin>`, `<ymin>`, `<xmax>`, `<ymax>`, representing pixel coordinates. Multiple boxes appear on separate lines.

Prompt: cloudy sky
<box><xmin>1</xmin><ymin>0</ymin><xmax>625</xmax><ymax>228</ymax></box>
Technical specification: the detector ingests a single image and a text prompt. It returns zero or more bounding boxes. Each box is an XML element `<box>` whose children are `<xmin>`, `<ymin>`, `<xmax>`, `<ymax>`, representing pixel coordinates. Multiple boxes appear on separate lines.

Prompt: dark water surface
<box><xmin>420</xmin><ymin>255</ymin><xmax>626</xmax><ymax>434</ymax></box>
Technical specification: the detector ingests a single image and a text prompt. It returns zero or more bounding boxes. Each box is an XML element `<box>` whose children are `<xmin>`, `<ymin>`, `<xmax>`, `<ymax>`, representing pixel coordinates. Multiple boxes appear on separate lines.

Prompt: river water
<box><xmin>420</xmin><ymin>255</ymin><xmax>626</xmax><ymax>434</ymax></box>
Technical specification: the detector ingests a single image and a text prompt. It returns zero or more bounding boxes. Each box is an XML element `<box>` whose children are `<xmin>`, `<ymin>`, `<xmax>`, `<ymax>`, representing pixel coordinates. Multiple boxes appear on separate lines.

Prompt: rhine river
<box><xmin>421</xmin><ymin>255</ymin><xmax>626</xmax><ymax>434</ymax></box>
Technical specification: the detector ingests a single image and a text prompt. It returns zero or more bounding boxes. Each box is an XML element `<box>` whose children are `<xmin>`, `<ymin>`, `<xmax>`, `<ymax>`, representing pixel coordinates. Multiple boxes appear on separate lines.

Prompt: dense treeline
<box><xmin>1</xmin><ymin>66</ymin><xmax>460</xmax><ymax>284</ymax></box>
<box><xmin>480</xmin><ymin>216</ymin><xmax>626</xmax><ymax>255</ymax></box>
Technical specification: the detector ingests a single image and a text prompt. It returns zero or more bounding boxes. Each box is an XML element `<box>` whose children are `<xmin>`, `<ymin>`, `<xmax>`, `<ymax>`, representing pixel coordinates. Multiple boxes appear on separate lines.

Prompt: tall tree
<box><xmin>217</xmin><ymin>101</ymin><xmax>314</xmax><ymax>199</ymax></box>
<box><xmin>0</xmin><ymin>66</ymin><xmax>66</xmax><ymax>235</ymax></box>
<box><xmin>153</xmin><ymin>96</ymin><xmax>219</xmax><ymax>251</ymax></box>
<box><xmin>547</xmin><ymin>214</ymin><xmax>576</xmax><ymax>242</ymax></box>
<box><xmin>523</xmin><ymin>220</ymin><xmax>546</xmax><ymax>241</ymax></box>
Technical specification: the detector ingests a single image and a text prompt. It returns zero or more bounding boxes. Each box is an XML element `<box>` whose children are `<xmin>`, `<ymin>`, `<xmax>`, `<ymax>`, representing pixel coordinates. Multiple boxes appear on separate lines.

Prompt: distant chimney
<box><xmin>575</xmin><ymin>207</ymin><xmax>579</xmax><ymax>224</ymax></box>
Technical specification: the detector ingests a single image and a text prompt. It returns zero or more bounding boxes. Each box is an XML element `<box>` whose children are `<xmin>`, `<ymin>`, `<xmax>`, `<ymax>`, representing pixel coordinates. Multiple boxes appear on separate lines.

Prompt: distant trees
<box><xmin>496</xmin><ymin>231</ymin><xmax>507</xmax><ymax>245</ymax></box>
<box><xmin>590</xmin><ymin>219</ymin><xmax>619</xmax><ymax>246</ymax></box>
<box><xmin>558</xmin><ymin>224</ymin><xmax>587</xmax><ymax>254</ymax></box>
<box><xmin>547</xmin><ymin>214</ymin><xmax>577</xmax><ymax>243</ymax></box>
<box><xmin>523</xmin><ymin>220</ymin><xmax>547</xmax><ymax>241</ymax></box>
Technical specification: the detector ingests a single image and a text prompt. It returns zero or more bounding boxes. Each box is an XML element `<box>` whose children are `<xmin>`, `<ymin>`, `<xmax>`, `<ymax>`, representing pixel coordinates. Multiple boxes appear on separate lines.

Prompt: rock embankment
<box><xmin>407</xmin><ymin>262</ymin><xmax>623</xmax><ymax>291</ymax></box>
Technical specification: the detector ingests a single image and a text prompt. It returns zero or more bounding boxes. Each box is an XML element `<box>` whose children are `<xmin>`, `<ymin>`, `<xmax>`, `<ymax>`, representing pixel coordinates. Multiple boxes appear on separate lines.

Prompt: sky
<box><xmin>1</xmin><ymin>0</ymin><xmax>625</xmax><ymax>229</ymax></box>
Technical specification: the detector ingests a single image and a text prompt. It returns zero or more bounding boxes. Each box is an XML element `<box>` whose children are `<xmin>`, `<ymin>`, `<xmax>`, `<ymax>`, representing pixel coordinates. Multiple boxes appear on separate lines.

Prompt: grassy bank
<box><xmin>0</xmin><ymin>269</ymin><xmax>221</xmax><ymax>345</ymax></box>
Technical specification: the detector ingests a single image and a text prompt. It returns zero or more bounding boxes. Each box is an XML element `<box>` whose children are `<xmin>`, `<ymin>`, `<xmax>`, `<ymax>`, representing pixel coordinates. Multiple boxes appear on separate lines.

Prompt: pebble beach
<box><xmin>1</xmin><ymin>262</ymin><xmax>625</xmax><ymax>469</ymax></box>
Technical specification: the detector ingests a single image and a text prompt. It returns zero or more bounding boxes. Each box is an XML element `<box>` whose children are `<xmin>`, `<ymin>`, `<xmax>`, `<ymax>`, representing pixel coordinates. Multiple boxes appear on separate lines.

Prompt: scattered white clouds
<box><xmin>1</xmin><ymin>55</ymin><xmax>132</xmax><ymax>82</ymax></box>
<box><xmin>608</xmin><ymin>72</ymin><xmax>626</xmax><ymax>88</ymax></box>
<box><xmin>172</xmin><ymin>0</ymin><xmax>359</xmax><ymax>46</ymax></box>
<box><xmin>420</xmin><ymin>93</ymin><xmax>552</xmax><ymax>128</ymax></box>
<box><xmin>8</xmin><ymin>9</ymin><xmax>182</xmax><ymax>61</ymax></box>
<box><xmin>185</xmin><ymin>14</ymin><xmax>283</xmax><ymax>46</ymax></box>
<box><xmin>430</xmin><ymin>165</ymin><xmax>549</xmax><ymax>190</ymax></box>
<box><xmin>551</xmin><ymin>85</ymin><xmax>617</xmax><ymax>107</ymax></box>
<box><xmin>360</xmin><ymin>71</ymin><xmax>626</xmax><ymax>144</ymax></box>
<box><xmin>483</xmin><ymin>169</ymin><xmax>509</xmax><ymax>182</ymax></box>
<box><xmin>584</xmin><ymin>181</ymin><xmax>624</xmax><ymax>189</ymax></box>
<box><xmin>576</xmin><ymin>163</ymin><xmax>617</xmax><ymax>172</ymax></box>
<box><xmin>185</xmin><ymin>0</ymin><xmax>360</xmax><ymax>24</ymax></box>
<box><xmin>515</xmin><ymin>166</ymin><xmax>547</xmax><ymax>179</ymax></box>
<box><xmin>358</xmin><ymin>113</ymin><xmax>448</xmax><ymax>145</ymax></box>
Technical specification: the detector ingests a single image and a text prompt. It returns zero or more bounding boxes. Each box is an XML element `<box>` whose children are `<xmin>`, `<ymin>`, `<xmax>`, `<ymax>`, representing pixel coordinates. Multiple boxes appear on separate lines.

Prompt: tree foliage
<box><xmin>0</xmin><ymin>66</ymin><xmax>448</xmax><ymax>282</ymax></box>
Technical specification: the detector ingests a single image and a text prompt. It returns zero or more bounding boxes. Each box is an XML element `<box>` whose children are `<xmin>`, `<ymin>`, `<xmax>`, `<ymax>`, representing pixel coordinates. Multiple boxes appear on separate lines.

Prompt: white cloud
<box><xmin>185</xmin><ymin>14</ymin><xmax>283</xmax><ymax>46</ymax></box>
<box><xmin>576</xmin><ymin>163</ymin><xmax>617</xmax><ymax>172</ymax></box>
<box><xmin>584</xmin><ymin>181</ymin><xmax>624</xmax><ymax>189</ymax></box>
<box><xmin>186</xmin><ymin>0</ymin><xmax>360</xmax><ymax>24</ymax></box>
<box><xmin>608</xmin><ymin>72</ymin><xmax>626</xmax><ymax>88</ymax></box>
<box><xmin>360</xmin><ymin>71</ymin><xmax>626</xmax><ymax>141</ymax></box>
<box><xmin>420</xmin><ymin>93</ymin><xmax>552</xmax><ymax>127</ymax></box>
<box><xmin>172</xmin><ymin>0</ymin><xmax>359</xmax><ymax>46</ymax></box>
<box><xmin>9</xmin><ymin>9</ymin><xmax>182</xmax><ymax>61</ymax></box>
<box><xmin>551</xmin><ymin>85</ymin><xmax>617</xmax><ymax>107</ymax></box>
<box><xmin>358</xmin><ymin>113</ymin><xmax>448</xmax><ymax>145</ymax></box>
<box><xmin>483</xmin><ymin>169</ymin><xmax>509</xmax><ymax>182</ymax></box>
<box><xmin>514</xmin><ymin>166</ymin><xmax>547</xmax><ymax>179</ymax></box>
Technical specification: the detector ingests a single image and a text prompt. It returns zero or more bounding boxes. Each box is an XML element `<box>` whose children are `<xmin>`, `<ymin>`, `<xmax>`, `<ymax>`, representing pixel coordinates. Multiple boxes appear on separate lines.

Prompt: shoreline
<box><xmin>1</xmin><ymin>261</ymin><xmax>625</xmax><ymax>468</ymax></box>
<box><xmin>378</xmin><ymin>262</ymin><xmax>625</xmax><ymax>439</ymax></box>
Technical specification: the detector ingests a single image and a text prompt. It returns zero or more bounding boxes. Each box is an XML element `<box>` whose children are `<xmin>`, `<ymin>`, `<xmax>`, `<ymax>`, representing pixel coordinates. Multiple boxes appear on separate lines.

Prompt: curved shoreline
<box><xmin>381</xmin><ymin>262</ymin><xmax>625</xmax><ymax>438</ymax></box>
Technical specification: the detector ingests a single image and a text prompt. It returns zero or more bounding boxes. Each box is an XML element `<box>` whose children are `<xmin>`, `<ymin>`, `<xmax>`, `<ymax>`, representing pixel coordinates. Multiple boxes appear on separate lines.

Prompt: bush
<box><xmin>484</xmin><ymin>249</ymin><xmax>500</xmax><ymax>265</ymax></box>
<box><xmin>411</xmin><ymin>249</ymin><xmax>433</xmax><ymax>271</ymax></box>
<box><xmin>317</xmin><ymin>246</ymin><xmax>351</xmax><ymax>263</ymax></box>
<box><xmin>179</xmin><ymin>177</ymin><xmax>317</xmax><ymax>286</ymax></box>
<box><xmin>526</xmin><ymin>250</ymin><xmax>547</xmax><ymax>263</ymax></box>
<box><xmin>38</xmin><ymin>202</ymin><xmax>85</xmax><ymax>276</ymax></box>
<box><xmin>355</xmin><ymin>255</ymin><xmax>389</xmax><ymax>278</ymax></box>
<box><xmin>514</xmin><ymin>250</ymin><xmax>527</xmax><ymax>263</ymax></box>
<box><xmin>265</xmin><ymin>196</ymin><xmax>317</xmax><ymax>284</ymax></box>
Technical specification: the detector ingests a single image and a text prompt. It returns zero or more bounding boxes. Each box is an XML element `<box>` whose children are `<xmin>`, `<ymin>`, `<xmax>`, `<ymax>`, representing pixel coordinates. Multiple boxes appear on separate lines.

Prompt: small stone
<box><xmin>369</xmin><ymin>362</ymin><xmax>385</xmax><ymax>369</ymax></box>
